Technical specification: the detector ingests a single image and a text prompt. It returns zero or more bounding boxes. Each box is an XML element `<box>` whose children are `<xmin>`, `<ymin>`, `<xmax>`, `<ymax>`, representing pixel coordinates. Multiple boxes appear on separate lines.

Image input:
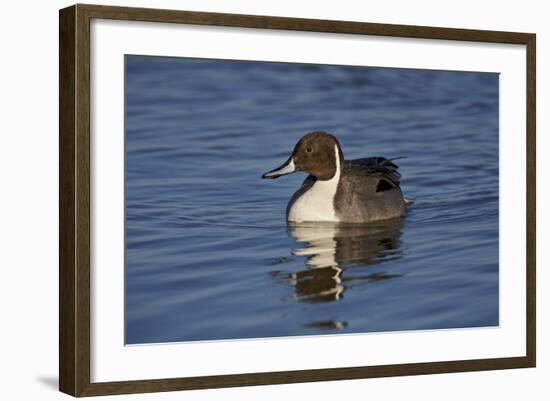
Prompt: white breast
<box><xmin>287</xmin><ymin>145</ymin><xmax>341</xmax><ymax>223</ymax></box>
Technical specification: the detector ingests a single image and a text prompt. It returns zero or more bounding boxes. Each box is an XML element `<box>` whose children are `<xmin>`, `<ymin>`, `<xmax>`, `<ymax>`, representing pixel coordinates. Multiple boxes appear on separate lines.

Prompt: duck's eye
<box><xmin>306</xmin><ymin>147</ymin><xmax>313</xmax><ymax>153</ymax></box>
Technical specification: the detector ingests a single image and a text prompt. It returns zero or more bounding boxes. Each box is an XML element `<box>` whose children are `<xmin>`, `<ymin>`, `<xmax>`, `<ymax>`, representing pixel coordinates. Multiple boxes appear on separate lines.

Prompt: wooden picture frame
<box><xmin>59</xmin><ymin>3</ymin><xmax>536</xmax><ymax>397</ymax></box>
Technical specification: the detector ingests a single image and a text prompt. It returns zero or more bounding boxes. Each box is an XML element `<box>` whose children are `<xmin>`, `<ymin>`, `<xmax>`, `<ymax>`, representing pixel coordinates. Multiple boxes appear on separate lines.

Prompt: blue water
<box><xmin>125</xmin><ymin>55</ymin><xmax>499</xmax><ymax>344</ymax></box>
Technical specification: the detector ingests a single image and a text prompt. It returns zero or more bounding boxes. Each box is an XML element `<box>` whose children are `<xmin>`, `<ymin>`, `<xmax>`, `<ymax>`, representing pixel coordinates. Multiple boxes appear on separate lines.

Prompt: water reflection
<box><xmin>275</xmin><ymin>219</ymin><xmax>405</xmax><ymax>305</ymax></box>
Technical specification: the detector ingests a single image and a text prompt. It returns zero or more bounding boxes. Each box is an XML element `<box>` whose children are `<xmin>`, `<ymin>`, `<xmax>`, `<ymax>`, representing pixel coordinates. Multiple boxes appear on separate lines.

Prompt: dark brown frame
<box><xmin>59</xmin><ymin>3</ymin><xmax>536</xmax><ymax>397</ymax></box>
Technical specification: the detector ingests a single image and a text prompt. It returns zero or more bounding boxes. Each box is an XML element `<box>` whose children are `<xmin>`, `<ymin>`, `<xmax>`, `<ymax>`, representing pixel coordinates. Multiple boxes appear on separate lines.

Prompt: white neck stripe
<box><xmin>287</xmin><ymin>144</ymin><xmax>341</xmax><ymax>223</ymax></box>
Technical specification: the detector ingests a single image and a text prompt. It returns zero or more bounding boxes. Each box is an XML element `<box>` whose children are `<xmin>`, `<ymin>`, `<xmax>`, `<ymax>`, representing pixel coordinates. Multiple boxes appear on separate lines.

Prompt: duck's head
<box><xmin>262</xmin><ymin>131</ymin><xmax>344</xmax><ymax>181</ymax></box>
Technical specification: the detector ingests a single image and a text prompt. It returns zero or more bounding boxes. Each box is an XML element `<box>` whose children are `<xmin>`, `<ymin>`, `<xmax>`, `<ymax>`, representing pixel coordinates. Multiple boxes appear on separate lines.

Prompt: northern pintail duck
<box><xmin>262</xmin><ymin>131</ymin><xmax>406</xmax><ymax>223</ymax></box>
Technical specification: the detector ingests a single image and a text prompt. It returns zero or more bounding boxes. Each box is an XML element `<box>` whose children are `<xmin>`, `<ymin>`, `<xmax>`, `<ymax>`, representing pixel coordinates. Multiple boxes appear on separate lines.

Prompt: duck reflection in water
<box><xmin>277</xmin><ymin>218</ymin><xmax>405</xmax><ymax>304</ymax></box>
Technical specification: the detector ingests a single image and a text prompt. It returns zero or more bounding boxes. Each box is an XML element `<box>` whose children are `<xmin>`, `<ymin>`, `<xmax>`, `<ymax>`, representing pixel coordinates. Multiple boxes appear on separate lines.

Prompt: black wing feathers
<box><xmin>345</xmin><ymin>157</ymin><xmax>404</xmax><ymax>188</ymax></box>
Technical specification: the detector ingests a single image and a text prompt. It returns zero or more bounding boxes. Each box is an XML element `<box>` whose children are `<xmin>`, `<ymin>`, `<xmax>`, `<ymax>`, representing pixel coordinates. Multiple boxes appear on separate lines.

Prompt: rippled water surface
<box><xmin>125</xmin><ymin>56</ymin><xmax>499</xmax><ymax>344</ymax></box>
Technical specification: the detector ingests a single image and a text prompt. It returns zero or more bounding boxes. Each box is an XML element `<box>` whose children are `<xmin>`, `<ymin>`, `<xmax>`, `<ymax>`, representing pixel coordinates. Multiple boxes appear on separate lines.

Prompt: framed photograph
<box><xmin>59</xmin><ymin>4</ymin><xmax>536</xmax><ymax>397</ymax></box>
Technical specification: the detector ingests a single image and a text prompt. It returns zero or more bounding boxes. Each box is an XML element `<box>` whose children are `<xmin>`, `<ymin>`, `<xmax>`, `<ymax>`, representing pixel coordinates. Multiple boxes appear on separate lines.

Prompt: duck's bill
<box><xmin>262</xmin><ymin>157</ymin><xmax>296</xmax><ymax>179</ymax></box>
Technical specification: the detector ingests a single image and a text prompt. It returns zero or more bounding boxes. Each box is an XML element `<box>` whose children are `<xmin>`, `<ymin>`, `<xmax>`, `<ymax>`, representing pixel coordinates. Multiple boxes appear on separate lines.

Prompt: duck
<box><xmin>262</xmin><ymin>131</ymin><xmax>407</xmax><ymax>223</ymax></box>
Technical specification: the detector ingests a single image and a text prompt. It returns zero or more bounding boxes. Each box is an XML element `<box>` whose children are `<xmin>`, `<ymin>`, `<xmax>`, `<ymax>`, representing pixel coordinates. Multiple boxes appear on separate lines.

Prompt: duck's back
<box><xmin>333</xmin><ymin>157</ymin><xmax>406</xmax><ymax>223</ymax></box>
